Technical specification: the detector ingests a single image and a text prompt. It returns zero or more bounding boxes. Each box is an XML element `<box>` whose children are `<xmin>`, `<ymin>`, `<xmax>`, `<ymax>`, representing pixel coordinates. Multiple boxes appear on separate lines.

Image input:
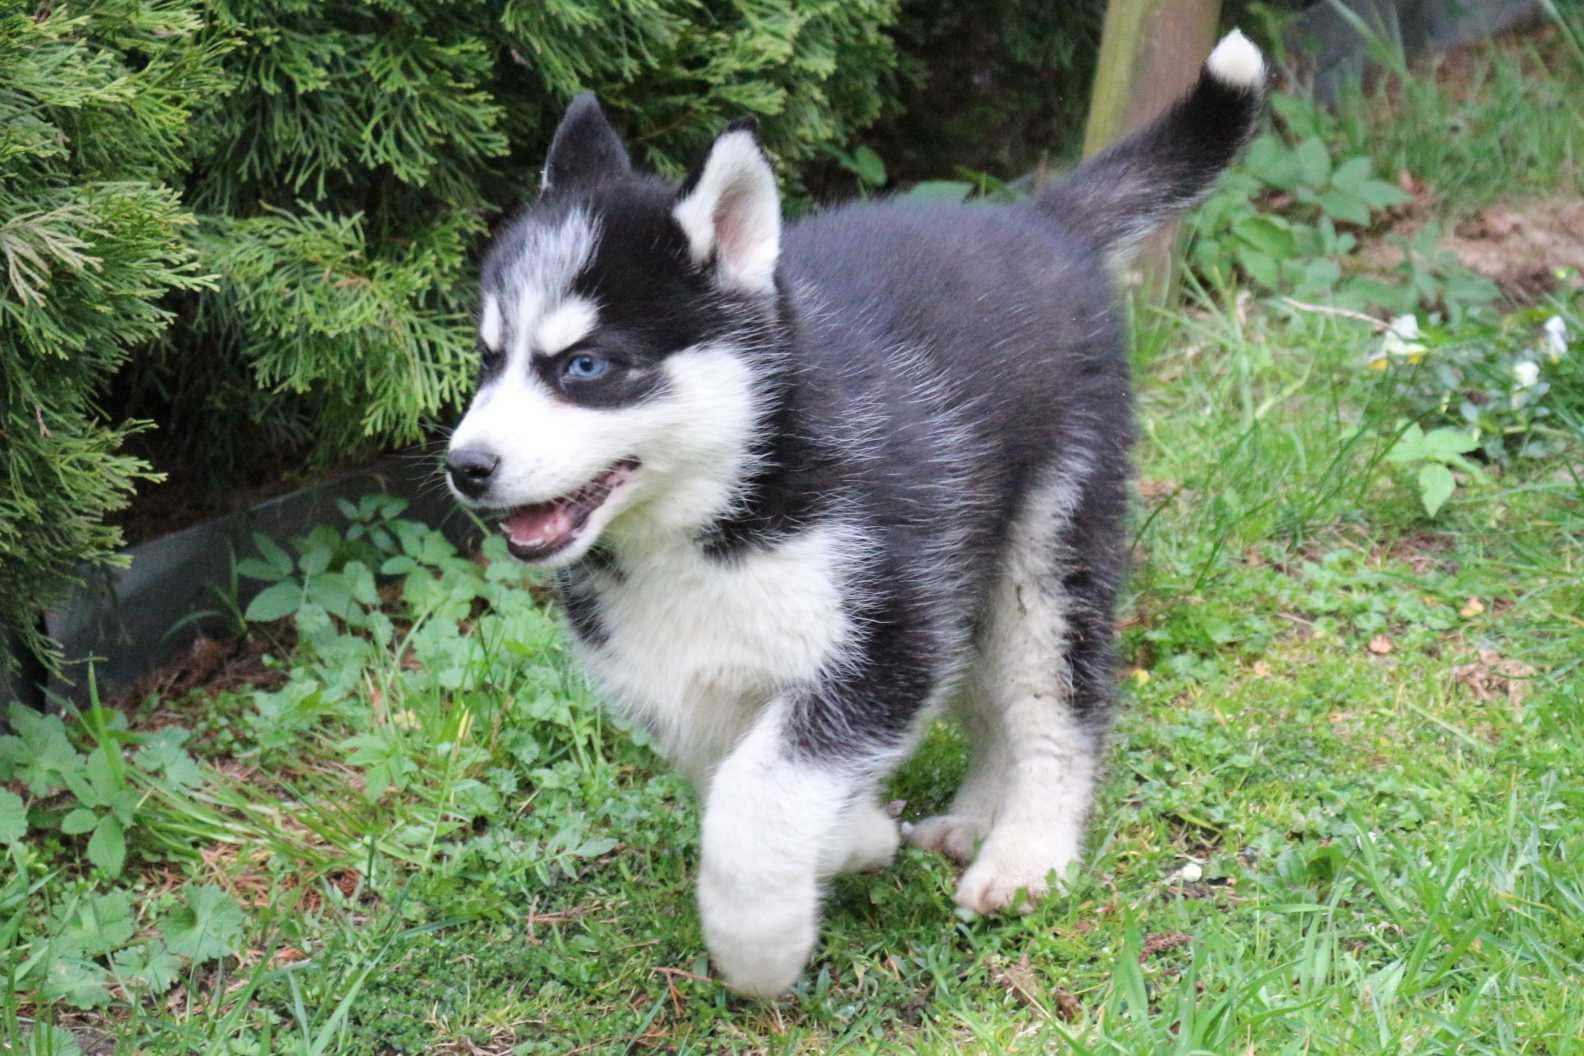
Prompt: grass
<box><xmin>5</xmin><ymin>25</ymin><xmax>1584</xmax><ymax>1056</ymax></box>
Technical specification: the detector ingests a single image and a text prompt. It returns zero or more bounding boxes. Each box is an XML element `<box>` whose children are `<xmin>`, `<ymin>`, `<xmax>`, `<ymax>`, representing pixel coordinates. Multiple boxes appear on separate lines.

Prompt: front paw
<box><xmin>824</xmin><ymin>800</ymin><xmax>901</xmax><ymax>876</ymax></box>
<box><xmin>698</xmin><ymin>863</ymin><xmax>818</xmax><ymax>998</ymax></box>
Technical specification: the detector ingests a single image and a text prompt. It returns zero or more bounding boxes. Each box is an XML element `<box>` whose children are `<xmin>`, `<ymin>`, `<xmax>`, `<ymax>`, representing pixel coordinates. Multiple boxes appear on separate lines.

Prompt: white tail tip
<box><xmin>1206</xmin><ymin>29</ymin><xmax>1265</xmax><ymax>89</ymax></box>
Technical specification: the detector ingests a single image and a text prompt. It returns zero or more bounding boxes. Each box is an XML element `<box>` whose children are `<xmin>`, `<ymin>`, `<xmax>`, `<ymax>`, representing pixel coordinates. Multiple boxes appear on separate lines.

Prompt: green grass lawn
<box><xmin>5</xmin><ymin>28</ymin><xmax>1584</xmax><ymax>1056</ymax></box>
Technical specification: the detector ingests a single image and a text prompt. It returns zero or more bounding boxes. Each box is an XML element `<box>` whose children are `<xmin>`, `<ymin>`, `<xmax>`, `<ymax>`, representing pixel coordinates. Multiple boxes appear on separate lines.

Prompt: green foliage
<box><xmin>3</xmin><ymin>0</ymin><xmax>904</xmax><ymax>679</ymax></box>
<box><xmin>1189</xmin><ymin>93</ymin><xmax>1504</xmax><ymax>321</ymax></box>
<box><xmin>1383</xmin><ymin>421</ymin><xmax>1485</xmax><ymax>517</ymax></box>
<box><xmin>1371</xmin><ymin>305</ymin><xmax>1581</xmax><ymax>474</ymax></box>
<box><xmin>0</xmin><ymin>4</ymin><xmax>220</xmax><ymax>677</ymax></box>
<box><xmin>0</xmin><ymin>688</ymin><xmax>245</xmax><ymax>1019</ymax></box>
<box><xmin>133</xmin><ymin>0</ymin><xmax>904</xmax><ymax>478</ymax></box>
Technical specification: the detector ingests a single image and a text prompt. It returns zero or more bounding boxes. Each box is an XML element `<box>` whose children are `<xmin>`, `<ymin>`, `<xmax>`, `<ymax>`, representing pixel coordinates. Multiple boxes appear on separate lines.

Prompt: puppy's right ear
<box><xmin>541</xmin><ymin>93</ymin><xmax>631</xmax><ymax>196</ymax></box>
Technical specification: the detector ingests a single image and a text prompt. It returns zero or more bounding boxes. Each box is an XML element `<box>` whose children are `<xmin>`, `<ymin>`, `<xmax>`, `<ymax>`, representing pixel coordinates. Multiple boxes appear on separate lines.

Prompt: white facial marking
<box><xmin>450</xmin><ymin>209</ymin><xmax>613</xmax><ymax>521</ymax></box>
<box><xmin>479</xmin><ymin>295</ymin><xmax>503</xmax><ymax>351</ymax></box>
<box><xmin>501</xmin><ymin>208</ymin><xmax>600</xmax><ymax>361</ymax></box>
<box><xmin>534</xmin><ymin>295</ymin><xmax>599</xmax><ymax>357</ymax></box>
<box><xmin>673</xmin><ymin>130</ymin><xmax>781</xmax><ymax>294</ymax></box>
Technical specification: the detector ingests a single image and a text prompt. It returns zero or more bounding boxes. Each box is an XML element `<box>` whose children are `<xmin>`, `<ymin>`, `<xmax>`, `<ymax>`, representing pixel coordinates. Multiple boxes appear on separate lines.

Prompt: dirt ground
<box><xmin>1360</xmin><ymin>191</ymin><xmax>1584</xmax><ymax>302</ymax></box>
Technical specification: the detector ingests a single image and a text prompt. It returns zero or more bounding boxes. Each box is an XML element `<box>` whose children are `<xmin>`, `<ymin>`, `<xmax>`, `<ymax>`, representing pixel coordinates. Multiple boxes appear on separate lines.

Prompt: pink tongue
<box><xmin>503</xmin><ymin>503</ymin><xmax>575</xmax><ymax>548</ymax></box>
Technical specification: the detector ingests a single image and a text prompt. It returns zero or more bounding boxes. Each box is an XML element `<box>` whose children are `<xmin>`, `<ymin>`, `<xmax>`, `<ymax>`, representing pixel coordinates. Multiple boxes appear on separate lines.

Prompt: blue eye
<box><xmin>564</xmin><ymin>353</ymin><xmax>609</xmax><ymax>380</ymax></box>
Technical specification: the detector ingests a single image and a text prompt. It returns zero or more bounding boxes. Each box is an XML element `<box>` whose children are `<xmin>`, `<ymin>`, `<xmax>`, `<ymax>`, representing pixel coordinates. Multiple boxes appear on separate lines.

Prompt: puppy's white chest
<box><xmin>574</xmin><ymin>526</ymin><xmax>853</xmax><ymax>776</ymax></box>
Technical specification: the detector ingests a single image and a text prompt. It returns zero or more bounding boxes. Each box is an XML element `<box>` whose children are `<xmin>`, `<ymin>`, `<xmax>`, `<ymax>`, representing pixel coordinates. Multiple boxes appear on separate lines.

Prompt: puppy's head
<box><xmin>447</xmin><ymin>96</ymin><xmax>784</xmax><ymax>567</ymax></box>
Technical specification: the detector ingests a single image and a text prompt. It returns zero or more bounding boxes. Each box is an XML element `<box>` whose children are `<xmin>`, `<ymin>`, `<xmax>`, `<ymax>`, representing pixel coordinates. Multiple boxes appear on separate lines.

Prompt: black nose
<box><xmin>447</xmin><ymin>447</ymin><xmax>499</xmax><ymax>499</ymax></box>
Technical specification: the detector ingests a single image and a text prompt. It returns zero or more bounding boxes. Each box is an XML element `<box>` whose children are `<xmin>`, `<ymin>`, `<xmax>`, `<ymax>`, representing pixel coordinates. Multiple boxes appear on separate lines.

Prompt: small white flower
<box><xmin>1542</xmin><ymin>315</ymin><xmax>1568</xmax><ymax>362</ymax></box>
<box><xmin>1178</xmin><ymin>862</ymin><xmax>1203</xmax><ymax>882</ymax></box>
<box><xmin>1373</xmin><ymin>314</ymin><xmax>1426</xmax><ymax>368</ymax></box>
<box><xmin>1388</xmin><ymin>314</ymin><xmax>1421</xmax><ymax>340</ymax></box>
<box><xmin>1512</xmin><ymin>360</ymin><xmax>1540</xmax><ymax>388</ymax></box>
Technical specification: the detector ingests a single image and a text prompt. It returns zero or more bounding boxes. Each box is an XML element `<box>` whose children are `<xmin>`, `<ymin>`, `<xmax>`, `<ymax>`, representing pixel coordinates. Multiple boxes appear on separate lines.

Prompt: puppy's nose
<box><xmin>447</xmin><ymin>447</ymin><xmax>499</xmax><ymax>499</ymax></box>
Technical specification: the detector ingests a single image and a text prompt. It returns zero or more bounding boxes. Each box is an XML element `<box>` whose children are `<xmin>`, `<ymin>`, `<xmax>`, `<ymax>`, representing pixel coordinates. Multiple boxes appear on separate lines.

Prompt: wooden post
<box><xmin>1083</xmin><ymin>0</ymin><xmax>1224</xmax><ymax>306</ymax></box>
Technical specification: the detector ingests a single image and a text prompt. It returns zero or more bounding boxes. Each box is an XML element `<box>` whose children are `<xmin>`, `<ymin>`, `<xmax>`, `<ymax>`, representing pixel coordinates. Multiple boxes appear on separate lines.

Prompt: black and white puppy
<box><xmin>447</xmin><ymin>31</ymin><xmax>1265</xmax><ymax>997</ymax></box>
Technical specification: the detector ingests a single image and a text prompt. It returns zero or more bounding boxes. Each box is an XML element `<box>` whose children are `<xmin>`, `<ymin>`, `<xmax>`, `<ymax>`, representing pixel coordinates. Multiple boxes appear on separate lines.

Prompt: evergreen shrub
<box><xmin>2</xmin><ymin>0</ymin><xmax>901</xmax><ymax>677</ymax></box>
<box><xmin>0</xmin><ymin>4</ymin><xmax>223</xmax><ymax>676</ymax></box>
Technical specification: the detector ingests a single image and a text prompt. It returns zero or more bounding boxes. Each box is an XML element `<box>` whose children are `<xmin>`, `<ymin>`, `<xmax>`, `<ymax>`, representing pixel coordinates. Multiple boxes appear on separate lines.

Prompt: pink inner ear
<box><xmin>713</xmin><ymin>184</ymin><xmax>757</xmax><ymax>268</ymax></box>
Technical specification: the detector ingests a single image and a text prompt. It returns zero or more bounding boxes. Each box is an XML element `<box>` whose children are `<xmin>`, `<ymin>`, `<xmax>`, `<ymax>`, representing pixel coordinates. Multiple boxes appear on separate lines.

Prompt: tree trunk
<box><xmin>1084</xmin><ymin>0</ymin><xmax>1225</xmax><ymax>306</ymax></box>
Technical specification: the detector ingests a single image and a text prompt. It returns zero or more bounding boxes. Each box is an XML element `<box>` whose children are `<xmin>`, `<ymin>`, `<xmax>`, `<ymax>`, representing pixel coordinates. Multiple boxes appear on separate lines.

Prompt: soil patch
<box><xmin>1363</xmin><ymin>195</ymin><xmax>1584</xmax><ymax>303</ymax></box>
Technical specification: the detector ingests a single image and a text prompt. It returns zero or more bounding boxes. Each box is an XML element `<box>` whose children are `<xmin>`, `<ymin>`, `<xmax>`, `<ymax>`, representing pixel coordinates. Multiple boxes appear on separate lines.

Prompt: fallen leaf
<box><xmin>1460</xmin><ymin>597</ymin><xmax>1485</xmax><ymax>618</ymax></box>
<box><xmin>1452</xmin><ymin>649</ymin><xmax>1536</xmax><ymax>709</ymax></box>
<box><xmin>1368</xmin><ymin>635</ymin><xmax>1394</xmax><ymax>655</ymax></box>
<box><xmin>1139</xmin><ymin>932</ymin><xmax>1195</xmax><ymax>961</ymax></box>
<box><xmin>996</xmin><ymin>953</ymin><xmax>1046</xmax><ymax>1014</ymax></box>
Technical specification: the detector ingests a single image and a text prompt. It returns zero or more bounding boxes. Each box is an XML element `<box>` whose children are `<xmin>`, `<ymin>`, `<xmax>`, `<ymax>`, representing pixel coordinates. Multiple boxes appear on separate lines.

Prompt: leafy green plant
<box><xmin>1190</xmin><ymin>98</ymin><xmax>1408</xmax><ymax>302</ymax></box>
<box><xmin>1372</xmin><ymin>305</ymin><xmax>1579</xmax><ymax>467</ymax></box>
<box><xmin>1187</xmin><ymin>93</ymin><xmax>1497</xmax><ymax>318</ymax></box>
<box><xmin>831</xmin><ymin>144</ymin><xmax>889</xmax><ymax>193</ymax></box>
<box><xmin>1383</xmin><ymin>421</ymin><xmax>1486</xmax><ymax>517</ymax></box>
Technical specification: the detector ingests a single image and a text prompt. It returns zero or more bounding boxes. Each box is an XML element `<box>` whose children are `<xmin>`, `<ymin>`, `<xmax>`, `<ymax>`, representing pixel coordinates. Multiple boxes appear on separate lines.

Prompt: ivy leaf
<box><xmin>246</xmin><ymin>579</ymin><xmax>302</xmax><ymax>622</ymax></box>
<box><xmin>1417</xmin><ymin>464</ymin><xmax>1456</xmax><ymax>517</ymax></box>
<box><xmin>161</xmin><ymin>885</ymin><xmax>244</xmax><ymax>962</ymax></box>
<box><xmin>87</xmin><ymin>815</ymin><xmax>126</xmax><ymax>876</ymax></box>
<box><xmin>0</xmin><ymin>788</ymin><xmax>27</xmax><ymax>843</ymax></box>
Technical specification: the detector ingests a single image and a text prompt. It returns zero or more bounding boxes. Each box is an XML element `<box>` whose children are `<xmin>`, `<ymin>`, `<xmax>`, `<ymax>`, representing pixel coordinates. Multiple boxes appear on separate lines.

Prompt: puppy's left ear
<box><xmin>673</xmin><ymin>120</ymin><xmax>780</xmax><ymax>295</ymax></box>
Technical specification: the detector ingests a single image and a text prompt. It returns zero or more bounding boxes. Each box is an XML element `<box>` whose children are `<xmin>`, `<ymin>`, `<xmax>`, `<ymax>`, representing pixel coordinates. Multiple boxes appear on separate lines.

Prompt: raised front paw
<box><xmin>824</xmin><ymin>799</ymin><xmax>901</xmax><ymax>876</ymax></box>
<box><xmin>697</xmin><ymin>861</ymin><xmax>819</xmax><ymax>998</ymax></box>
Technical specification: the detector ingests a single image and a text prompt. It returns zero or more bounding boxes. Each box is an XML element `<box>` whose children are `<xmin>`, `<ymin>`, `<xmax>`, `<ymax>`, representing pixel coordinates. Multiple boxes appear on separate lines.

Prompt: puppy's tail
<box><xmin>1039</xmin><ymin>29</ymin><xmax>1265</xmax><ymax>258</ymax></box>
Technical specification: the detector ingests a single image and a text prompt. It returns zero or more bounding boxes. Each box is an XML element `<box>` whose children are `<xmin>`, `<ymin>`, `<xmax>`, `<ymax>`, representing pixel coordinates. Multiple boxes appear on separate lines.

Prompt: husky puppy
<box><xmin>446</xmin><ymin>31</ymin><xmax>1265</xmax><ymax>997</ymax></box>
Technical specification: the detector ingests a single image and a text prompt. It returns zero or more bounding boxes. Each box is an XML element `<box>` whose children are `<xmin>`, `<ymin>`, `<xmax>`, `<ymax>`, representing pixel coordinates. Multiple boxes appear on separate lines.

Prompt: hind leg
<box><xmin>902</xmin><ymin>672</ymin><xmax>1006</xmax><ymax>863</ymax></box>
<box><xmin>953</xmin><ymin>468</ymin><xmax>1125</xmax><ymax>914</ymax></box>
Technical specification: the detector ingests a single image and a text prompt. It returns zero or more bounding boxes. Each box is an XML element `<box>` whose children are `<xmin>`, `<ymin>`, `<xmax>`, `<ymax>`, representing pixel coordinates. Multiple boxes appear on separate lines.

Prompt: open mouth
<box><xmin>498</xmin><ymin>459</ymin><xmax>639</xmax><ymax>561</ymax></box>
